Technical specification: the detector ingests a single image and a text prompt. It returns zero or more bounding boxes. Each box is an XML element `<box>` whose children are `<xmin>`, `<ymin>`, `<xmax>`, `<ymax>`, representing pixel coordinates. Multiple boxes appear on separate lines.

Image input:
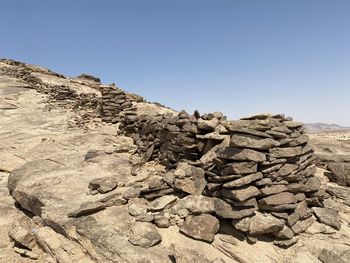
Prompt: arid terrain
<box><xmin>1</xmin><ymin>59</ymin><xmax>350</xmax><ymax>263</ymax></box>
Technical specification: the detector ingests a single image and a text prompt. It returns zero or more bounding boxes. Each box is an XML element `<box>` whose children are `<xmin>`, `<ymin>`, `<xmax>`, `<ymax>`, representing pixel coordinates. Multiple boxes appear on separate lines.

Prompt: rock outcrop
<box><xmin>1</xmin><ymin>58</ymin><xmax>350</xmax><ymax>263</ymax></box>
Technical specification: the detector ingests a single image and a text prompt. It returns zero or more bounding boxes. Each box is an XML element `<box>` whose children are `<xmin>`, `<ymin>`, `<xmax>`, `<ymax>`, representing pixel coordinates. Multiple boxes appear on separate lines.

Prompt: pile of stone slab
<box><xmin>2</xmin><ymin>59</ymin><xmax>338</xmax><ymax>246</ymax></box>
<box><xmin>116</xmin><ymin>109</ymin><xmax>331</xmax><ymax>244</ymax></box>
<box><xmin>119</xmin><ymin>110</ymin><xmax>226</xmax><ymax>167</ymax></box>
<box><xmin>100</xmin><ymin>85</ymin><xmax>144</xmax><ymax>123</ymax></box>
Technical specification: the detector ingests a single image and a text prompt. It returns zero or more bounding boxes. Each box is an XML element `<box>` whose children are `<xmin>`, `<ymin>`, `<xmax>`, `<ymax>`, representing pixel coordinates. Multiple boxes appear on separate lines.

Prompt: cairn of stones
<box><xmin>2</xmin><ymin>59</ymin><xmax>333</xmax><ymax>246</ymax></box>
<box><xmin>100</xmin><ymin>85</ymin><xmax>144</xmax><ymax>124</ymax></box>
<box><xmin>99</xmin><ymin>85</ymin><xmax>329</xmax><ymax>245</ymax></box>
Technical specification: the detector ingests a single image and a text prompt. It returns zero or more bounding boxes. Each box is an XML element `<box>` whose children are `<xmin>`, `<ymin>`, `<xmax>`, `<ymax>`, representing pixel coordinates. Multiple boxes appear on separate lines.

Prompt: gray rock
<box><xmin>260</xmin><ymin>163</ymin><xmax>284</xmax><ymax>174</ymax></box>
<box><xmin>327</xmin><ymin>162</ymin><xmax>350</xmax><ymax>187</ymax></box>
<box><xmin>273</xmin><ymin>225</ymin><xmax>294</xmax><ymax>240</ymax></box>
<box><xmin>249</xmin><ymin>212</ymin><xmax>285</xmax><ymax>235</ymax></box>
<box><xmin>255</xmin><ymin>178</ymin><xmax>273</xmax><ymax>187</ymax></box>
<box><xmin>313</xmin><ymin>207</ymin><xmax>341</xmax><ymax>230</ymax></box>
<box><xmin>180</xmin><ymin>214</ymin><xmax>220</xmax><ymax>242</ymax></box>
<box><xmin>273</xmin><ymin>164</ymin><xmax>299</xmax><ymax>177</ymax></box>
<box><xmin>223</xmin><ymin>172</ymin><xmax>263</xmax><ymax>188</ymax></box>
<box><xmin>269</xmin><ymin>147</ymin><xmax>303</xmax><ymax>158</ymax></box>
<box><xmin>128</xmin><ymin>222</ymin><xmax>162</xmax><ymax>248</ymax></box>
<box><xmin>261</xmin><ymin>185</ymin><xmax>288</xmax><ymax>196</ymax></box>
<box><xmin>326</xmin><ymin>185</ymin><xmax>350</xmax><ymax>200</ymax></box>
<box><xmin>174</xmin><ymin>178</ymin><xmax>206</xmax><ymax>195</ymax></box>
<box><xmin>230</xmin><ymin>134</ymin><xmax>280</xmax><ymax>150</ymax></box>
<box><xmin>217</xmin><ymin>147</ymin><xmax>266</xmax><ymax>162</ymax></box>
<box><xmin>154</xmin><ymin>213</ymin><xmax>171</xmax><ymax>228</ymax></box>
<box><xmin>304</xmin><ymin>177</ymin><xmax>322</xmax><ymax>192</ymax></box>
<box><xmin>213</xmin><ymin>198</ymin><xmax>255</xmax><ymax>219</ymax></box>
<box><xmin>174</xmin><ymin>163</ymin><xmax>206</xmax><ymax>195</ymax></box>
<box><xmin>183</xmin><ymin>195</ymin><xmax>216</xmax><ymax>214</ymax></box>
<box><xmin>291</xmin><ymin>216</ymin><xmax>315</xmax><ymax>234</ymax></box>
<box><xmin>259</xmin><ymin>192</ymin><xmax>297</xmax><ymax>206</ymax></box>
<box><xmin>67</xmin><ymin>201</ymin><xmax>106</xmax><ymax>218</ymax></box>
<box><xmin>318</xmin><ymin>249</ymin><xmax>346</xmax><ymax>263</ymax></box>
<box><xmin>283</xmin><ymin>121</ymin><xmax>303</xmax><ymax>128</ymax></box>
<box><xmin>235</xmin><ymin>211</ymin><xmax>285</xmax><ymax>235</ymax></box>
<box><xmin>221</xmin><ymin>162</ymin><xmax>257</xmax><ymax>175</ymax></box>
<box><xmin>223</xmin><ymin>186</ymin><xmax>261</xmax><ymax>201</ymax></box>
<box><xmin>287</xmin><ymin>201</ymin><xmax>310</xmax><ymax>227</ymax></box>
<box><xmin>273</xmin><ymin>237</ymin><xmax>298</xmax><ymax>248</ymax></box>
<box><xmin>88</xmin><ymin>177</ymin><xmax>118</xmax><ymax>194</ymax></box>
<box><xmin>148</xmin><ymin>195</ymin><xmax>178</xmax><ymax>212</ymax></box>
<box><xmin>135</xmin><ymin>213</ymin><xmax>155</xmax><ymax>222</ymax></box>
<box><xmin>197</xmin><ymin>118</ymin><xmax>219</xmax><ymax>131</ymax></box>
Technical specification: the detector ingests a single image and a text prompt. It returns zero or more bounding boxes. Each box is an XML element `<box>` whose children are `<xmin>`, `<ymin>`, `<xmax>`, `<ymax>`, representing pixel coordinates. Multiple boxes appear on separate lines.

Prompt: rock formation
<box><xmin>1</xmin><ymin>58</ymin><xmax>350</xmax><ymax>263</ymax></box>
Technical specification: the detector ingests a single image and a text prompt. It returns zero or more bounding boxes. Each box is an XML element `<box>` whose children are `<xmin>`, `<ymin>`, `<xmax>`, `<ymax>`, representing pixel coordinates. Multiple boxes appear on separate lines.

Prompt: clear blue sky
<box><xmin>1</xmin><ymin>1</ymin><xmax>350</xmax><ymax>126</ymax></box>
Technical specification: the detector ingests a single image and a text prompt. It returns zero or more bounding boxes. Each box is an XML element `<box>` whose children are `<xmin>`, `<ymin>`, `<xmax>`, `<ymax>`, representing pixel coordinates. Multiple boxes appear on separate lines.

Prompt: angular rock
<box><xmin>128</xmin><ymin>222</ymin><xmax>162</xmax><ymax>248</ymax></box>
<box><xmin>327</xmin><ymin>162</ymin><xmax>350</xmax><ymax>187</ymax></box>
<box><xmin>283</xmin><ymin>121</ymin><xmax>303</xmax><ymax>128</ymax></box>
<box><xmin>304</xmin><ymin>177</ymin><xmax>321</xmax><ymax>192</ymax></box>
<box><xmin>273</xmin><ymin>225</ymin><xmax>294</xmax><ymax>240</ymax></box>
<box><xmin>8</xmin><ymin>218</ymin><xmax>37</xmax><ymax>250</ymax></box>
<box><xmin>148</xmin><ymin>195</ymin><xmax>178</xmax><ymax>212</ymax></box>
<box><xmin>174</xmin><ymin>163</ymin><xmax>206</xmax><ymax>195</ymax></box>
<box><xmin>223</xmin><ymin>172</ymin><xmax>263</xmax><ymax>188</ymax></box>
<box><xmin>217</xmin><ymin>147</ymin><xmax>266</xmax><ymax>162</ymax></box>
<box><xmin>213</xmin><ymin>198</ymin><xmax>255</xmax><ymax>219</ymax></box>
<box><xmin>260</xmin><ymin>163</ymin><xmax>284</xmax><ymax>174</ymax></box>
<box><xmin>258</xmin><ymin>192</ymin><xmax>297</xmax><ymax>206</ymax></box>
<box><xmin>182</xmin><ymin>195</ymin><xmax>216</xmax><ymax>214</ymax></box>
<box><xmin>261</xmin><ymin>185</ymin><xmax>288</xmax><ymax>196</ymax></box>
<box><xmin>313</xmin><ymin>207</ymin><xmax>341</xmax><ymax>230</ymax></box>
<box><xmin>269</xmin><ymin>147</ymin><xmax>303</xmax><ymax>158</ymax></box>
<box><xmin>237</xmin><ymin>212</ymin><xmax>285</xmax><ymax>235</ymax></box>
<box><xmin>291</xmin><ymin>216</ymin><xmax>315</xmax><ymax>234</ymax></box>
<box><xmin>174</xmin><ymin>178</ymin><xmax>206</xmax><ymax>195</ymax></box>
<box><xmin>326</xmin><ymin>185</ymin><xmax>350</xmax><ymax>200</ymax></box>
<box><xmin>228</xmin><ymin>197</ymin><xmax>258</xmax><ymax>208</ymax></box>
<box><xmin>223</xmin><ymin>186</ymin><xmax>260</xmax><ymax>201</ymax></box>
<box><xmin>154</xmin><ymin>213</ymin><xmax>171</xmax><ymax>228</ymax></box>
<box><xmin>197</xmin><ymin>118</ymin><xmax>219</xmax><ymax>131</ymax></box>
<box><xmin>255</xmin><ymin>178</ymin><xmax>272</xmax><ymax>187</ymax></box>
<box><xmin>273</xmin><ymin>164</ymin><xmax>299</xmax><ymax>177</ymax></box>
<box><xmin>230</xmin><ymin>134</ymin><xmax>280</xmax><ymax>150</ymax></box>
<box><xmin>180</xmin><ymin>214</ymin><xmax>220</xmax><ymax>242</ymax></box>
<box><xmin>273</xmin><ymin>237</ymin><xmax>298</xmax><ymax>248</ymax></box>
<box><xmin>318</xmin><ymin>249</ymin><xmax>346</xmax><ymax>263</ymax></box>
<box><xmin>88</xmin><ymin>177</ymin><xmax>118</xmax><ymax>194</ymax></box>
<box><xmin>221</xmin><ymin>162</ymin><xmax>257</xmax><ymax>175</ymax></box>
<box><xmin>67</xmin><ymin>201</ymin><xmax>106</xmax><ymax>218</ymax></box>
<box><xmin>287</xmin><ymin>201</ymin><xmax>310</xmax><ymax>226</ymax></box>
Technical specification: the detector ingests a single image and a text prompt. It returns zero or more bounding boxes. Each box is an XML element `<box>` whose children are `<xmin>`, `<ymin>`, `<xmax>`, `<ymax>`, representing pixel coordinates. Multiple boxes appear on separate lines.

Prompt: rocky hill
<box><xmin>305</xmin><ymin>123</ymin><xmax>350</xmax><ymax>133</ymax></box>
<box><xmin>1</xmin><ymin>59</ymin><xmax>350</xmax><ymax>263</ymax></box>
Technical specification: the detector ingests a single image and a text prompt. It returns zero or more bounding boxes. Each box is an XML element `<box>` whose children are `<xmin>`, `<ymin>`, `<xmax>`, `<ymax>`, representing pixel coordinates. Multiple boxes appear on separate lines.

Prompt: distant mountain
<box><xmin>304</xmin><ymin>122</ymin><xmax>350</xmax><ymax>133</ymax></box>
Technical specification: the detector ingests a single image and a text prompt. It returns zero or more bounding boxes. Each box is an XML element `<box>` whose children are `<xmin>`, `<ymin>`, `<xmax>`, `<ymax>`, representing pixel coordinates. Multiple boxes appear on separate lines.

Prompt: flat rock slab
<box><xmin>313</xmin><ymin>207</ymin><xmax>341</xmax><ymax>230</ymax></box>
<box><xmin>222</xmin><ymin>162</ymin><xmax>257</xmax><ymax>175</ymax></box>
<box><xmin>129</xmin><ymin>222</ymin><xmax>162</xmax><ymax>248</ymax></box>
<box><xmin>180</xmin><ymin>214</ymin><xmax>219</xmax><ymax>242</ymax></box>
<box><xmin>233</xmin><ymin>211</ymin><xmax>285</xmax><ymax>235</ymax></box>
<box><xmin>223</xmin><ymin>186</ymin><xmax>261</xmax><ymax>201</ymax></box>
<box><xmin>217</xmin><ymin>147</ymin><xmax>266</xmax><ymax>162</ymax></box>
<box><xmin>230</xmin><ymin>134</ymin><xmax>280</xmax><ymax>150</ymax></box>
<box><xmin>223</xmin><ymin>172</ymin><xmax>263</xmax><ymax>188</ymax></box>
<box><xmin>259</xmin><ymin>192</ymin><xmax>297</xmax><ymax>206</ymax></box>
<box><xmin>269</xmin><ymin>147</ymin><xmax>303</xmax><ymax>158</ymax></box>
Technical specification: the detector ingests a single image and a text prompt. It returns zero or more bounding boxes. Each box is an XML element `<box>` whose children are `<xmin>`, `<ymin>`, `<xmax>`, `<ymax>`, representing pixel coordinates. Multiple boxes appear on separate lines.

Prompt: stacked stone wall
<box><xmin>99</xmin><ymin>85</ymin><xmax>327</xmax><ymax>243</ymax></box>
